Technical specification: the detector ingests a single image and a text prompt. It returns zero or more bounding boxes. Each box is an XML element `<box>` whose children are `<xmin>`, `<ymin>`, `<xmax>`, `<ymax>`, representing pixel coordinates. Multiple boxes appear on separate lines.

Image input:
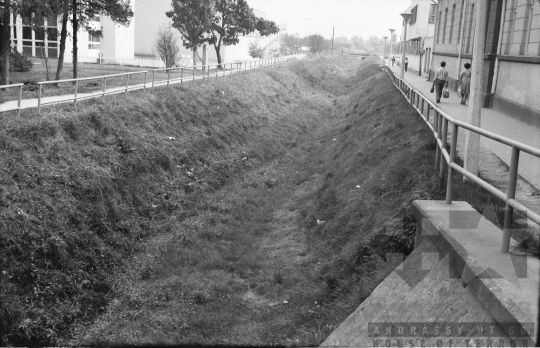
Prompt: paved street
<box><xmin>388</xmin><ymin>64</ymin><xmax>540</xmax><ymax>190</ymax></box>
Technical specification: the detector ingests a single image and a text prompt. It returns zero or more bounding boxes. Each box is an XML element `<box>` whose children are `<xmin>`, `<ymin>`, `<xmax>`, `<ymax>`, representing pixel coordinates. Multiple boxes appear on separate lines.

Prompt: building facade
<box><xmin>431</xmin><ymin>0</ymin><xmax>540</xmax><ymax>122</ymax></box>
<box><xmin>8</xmin><ymin>0</ymin><xmax>275</xmax><ymax>68</ymax></box>
<box><xmin>397</xmin><ymin>0</ymin><xmax>438</xmax><ymax>76</ymax></box>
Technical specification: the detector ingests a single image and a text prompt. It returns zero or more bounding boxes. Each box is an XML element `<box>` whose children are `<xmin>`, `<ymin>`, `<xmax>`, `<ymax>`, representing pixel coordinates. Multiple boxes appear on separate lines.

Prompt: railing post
<box><xmin>74</xmin><ymin>80</ymin><xmax>79</xmax><ymax>107</ymax></box>
<box><xmin>208</xmin><ymin>64</ymin><xmax>211</xmax><ymax>81</ymax></box>
<box><xmin>193</xmin><ymin>66</ymin><xmax>195</xmax><ymax>82</ymax></box>
<box><xmin>167</xmin><ymin>69</ymin><xmax>171</xmax><ymax>88</ymax></box>
<box><xmin>426</xmin><ymin>104</ymin><xmax>430</xmax><ymax>122</ymax></box>
<box><xmin>421</xmin><ymin>98</ymin><xmax>425</xmax><ymax>116</ymax></box>
<box><xmin>38</xmin><ymin>84</ymin><xmax>42</xmax><ymax>114</ymax></box>
<box><xmin>434</xmin><ymin>112</ymin><xmax>440</xmax><ymax>168</ymax></box>
<box><xmin>17</xmin><ymin>85</ymin><xmax>22</xmax><ymax>118</ymax></box>
<box><xmin>125</xmin><ymin>74</ymin><xmax>129</xmax><ymax>100</ymax></box>
<box><xmin>103</xmin><ymin>77</ymin><xmax>107</xmax><ymax>100</ymax></box>
<box><xmin>439</xmin><ymin>118</ymin><xmax>448</xmax><ymax>179</ymax></box>
<box><xmin>181</xmin><ymin>67</ymin><xmax>184</xmax><ymax>84</ymax></box>
<box><xmin>501</xmin><ymin>146</ymin><xmax>520</xmax><ymax>253</ymax></box>
<box><xmin>410</xmin><ymin>90</ymin><xmax>414</xmax><ymax>109</ymax></box>
<box><xmin>446</xmin><ymin>123</ymin><xmax>458</xmax><ymax>204</ymax></box>
<box><xmin>152</xmin><ymin>70</ymin><xmax>155</xmax><ymax>94</ymax></box>
<box><xmin>143</xmin><ymin>72</ymin><xmax>147</xmax><ymax>92</ymax></box>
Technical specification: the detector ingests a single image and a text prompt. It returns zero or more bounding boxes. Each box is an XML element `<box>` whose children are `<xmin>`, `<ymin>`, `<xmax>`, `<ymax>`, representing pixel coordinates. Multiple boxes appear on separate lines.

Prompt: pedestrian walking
<box><xmin>391</xmin><ymin>56</ymin><xmax>395</xmax><ymax>67</ymax></box>
<box><xmin>458</xmin><ymin>63</ymin><xmax>472</xmax><ymax>105</ymax></box>
<box><xmin>404</xmin><ymin>57</ymin><xmax>409</xmax><ymax>72</ymax></box>
<box><xmin>431</xmin><ymin>61</ymin><xmax>449</xmax><ymax>103</ymax></box>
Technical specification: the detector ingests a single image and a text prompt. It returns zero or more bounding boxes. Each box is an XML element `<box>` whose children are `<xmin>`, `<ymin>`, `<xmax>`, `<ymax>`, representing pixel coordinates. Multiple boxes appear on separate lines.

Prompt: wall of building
<box><xmin>494</xmin><ymin>59</ymin><xmax>540</xmax><ymax>123</ymax></box>
<box><xmin>432</xmin><ymin>0</ymin><xmax>540</xmax><ymax>119</ymax></box>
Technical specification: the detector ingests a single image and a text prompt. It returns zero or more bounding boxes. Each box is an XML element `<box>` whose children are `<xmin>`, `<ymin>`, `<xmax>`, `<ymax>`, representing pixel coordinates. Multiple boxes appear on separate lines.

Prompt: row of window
<box><xmin>436</xmin><ymin>0</ymin><xmax>538</xmax><ymax>56</ymax></box>
<box><xmin>10</xmin><ymin>15</ymin><xmax>101</xmax><ymax>57</ymax></box>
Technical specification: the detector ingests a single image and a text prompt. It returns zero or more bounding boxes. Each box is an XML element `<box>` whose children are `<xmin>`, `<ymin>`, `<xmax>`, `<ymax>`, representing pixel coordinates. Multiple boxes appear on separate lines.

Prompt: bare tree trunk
<box><xmin>1</xmin><ymin>0</ymin><xmax>11</xmax><ymax>85</ymax></box>
<box><xmin>72</xmin><ymin>0</ymin><xmax>78</xmax><ymax>81</ymax></box>
<box><xmin>55</xmin><ymin>0</ymin><xmax>69</xmax><ymax>84</ymax></box>
<box><xmin>192</xmin><ymin>48</ymin><xmax>197</xmax><ymax>68</ymax></box>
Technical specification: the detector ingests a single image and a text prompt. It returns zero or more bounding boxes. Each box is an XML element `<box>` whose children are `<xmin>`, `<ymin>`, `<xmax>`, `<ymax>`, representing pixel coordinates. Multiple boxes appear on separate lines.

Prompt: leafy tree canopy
<box><xmin>166</xmin><ymin>0</ymin><xmax>215</xmax><ymax>51</ymax></box>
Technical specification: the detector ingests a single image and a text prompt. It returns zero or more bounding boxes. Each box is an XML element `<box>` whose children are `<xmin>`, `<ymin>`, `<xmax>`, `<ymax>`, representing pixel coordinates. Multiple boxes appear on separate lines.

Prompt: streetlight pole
<box><xmin>389</xmin><ymin>29</ymin><xmax>395</xmax><ymax>59</ymax></box>
<box><xmin>399</xmin><ymin>13</ymin><xmax>412</xmax><ymax>79</ymax></box>
<box><xmin>382</xmin><ymin>36</ymin><xmax>388</xmax><ymax>63</ymax></box>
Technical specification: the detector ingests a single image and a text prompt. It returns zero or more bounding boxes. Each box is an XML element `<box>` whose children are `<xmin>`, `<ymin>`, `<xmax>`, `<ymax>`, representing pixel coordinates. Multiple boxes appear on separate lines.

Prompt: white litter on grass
<box><xmin>317</xmin><ymin>219</ymin><xmax>325</xmax><ymax>225</ymax></box>
<box><xmin>356</xmin><ymin>185</ymin><xmax>361</xmax><ymax>188</ymax></box>
<box><xmin>168</xmin><ymin>136</ymin><xmax>175</xmax><ymax>140</ymax></box>
<box><xmin>283</xmin><ymin>300</ymin><xmax>289</xmax><ymax>304</ymax></box>
<box><xmin>332</xmin><ymin>138</ymin><xmax>336</xmax><ymax>141</ymax></box>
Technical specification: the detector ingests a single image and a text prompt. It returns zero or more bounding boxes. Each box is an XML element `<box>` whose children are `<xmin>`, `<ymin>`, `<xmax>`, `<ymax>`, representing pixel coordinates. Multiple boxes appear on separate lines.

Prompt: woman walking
<box><xmin>432</xmin><ymin>61</ymin><xmax>449</xmax><ymax>103</ymax></box>
<box><xmin>458</xmin><ymin>63</ymin><xmax>472</xmax><ymax>105</ymax></box>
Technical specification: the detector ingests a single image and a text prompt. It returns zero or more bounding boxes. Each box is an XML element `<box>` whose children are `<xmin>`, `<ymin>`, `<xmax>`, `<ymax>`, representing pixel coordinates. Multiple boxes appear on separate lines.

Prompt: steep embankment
<box><xmin>0</xmin><ymin>56</ymin><xmax>505</xmax><ymax>346</ymax></box>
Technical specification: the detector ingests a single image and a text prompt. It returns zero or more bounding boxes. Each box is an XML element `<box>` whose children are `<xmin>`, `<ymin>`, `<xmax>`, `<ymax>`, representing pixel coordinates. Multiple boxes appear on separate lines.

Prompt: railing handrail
<box><xmin>0</xmin><ymin>83</ymin><xmax>24</xmax><ymax>89</ymax></box>
<box><xmin>38</xmin><ymin>70</ymin><xmax>149</xmax><ymax>86</ymax></box>
<box><xmin>384</xmin><ymin>66</ymin><xmax>540</xmax><ymax>253</ymax></box>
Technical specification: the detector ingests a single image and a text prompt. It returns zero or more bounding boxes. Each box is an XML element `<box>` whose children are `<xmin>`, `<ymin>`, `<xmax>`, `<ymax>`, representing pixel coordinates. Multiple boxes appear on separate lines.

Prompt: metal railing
<box><xmin>0</xmin><ymin>56</ymin><xmax>290</xmax><ymax>115</ymax></box>
<box><xmin>0</xmin><ymin>83</ymin><xmax>23</xmax><ymax>117</ymax></box>
<box><xmin>37</xmin><ymin>70</ymin><xmax>149</xmax><ymax>113</ymax></box>
<box><xmin>385</xmin><ymin>68</ymin><xmax>540</xmax><ymax>253</ymax></box>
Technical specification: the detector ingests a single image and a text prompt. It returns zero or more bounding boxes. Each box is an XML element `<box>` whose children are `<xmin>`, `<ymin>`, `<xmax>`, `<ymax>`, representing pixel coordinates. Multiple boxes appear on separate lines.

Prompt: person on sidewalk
<box><xmin>458</xmin><ymin>63</ymin><xmax>472</xmax><ymax>105</ymax></box>
<box><xmin>432</xmin><ymin>61</ymin><xmax>449</xmax><ymax>103</ymax></box>
<box><xmin>391</xmin><ymin>56</ymin><xmax>395</xmax><ymax>67</ymax></box>
<box><xmin>404</xmin><ymin>57</ymin><xmax>409</xmax><ymax>72</ymax></box>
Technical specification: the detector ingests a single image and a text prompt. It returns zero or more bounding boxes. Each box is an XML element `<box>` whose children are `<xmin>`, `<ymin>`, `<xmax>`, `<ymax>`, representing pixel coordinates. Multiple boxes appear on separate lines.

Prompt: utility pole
<box><xmin>383</xmin><ymin>36</ymin><xmax>388</xmax><ymax>63</ymax></box>
<box><xmin>331</xmin><ymin>26</ymin><xmax>334</xmax><ymax>55</ymax></box>
<box><xmin>389</xmin><ymin>29</ymin><xmax>395</xmax><ymax>59</ymax></box>
<box><xmin>399</xmin><ymin>12</ymin><xmax>412</xmax><ymax>79</ymax></box>
<box><xmin>464</xmin><ymin>0</ymin><xmax>488</xmax><ymax>180</ymax></box>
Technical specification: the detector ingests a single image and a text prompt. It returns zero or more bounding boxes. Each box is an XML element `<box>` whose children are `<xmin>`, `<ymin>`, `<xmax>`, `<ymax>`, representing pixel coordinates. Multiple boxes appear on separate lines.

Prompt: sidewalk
<box><xmin>388</xmin><ymin>64</ymin><xmax>540</xmax><ymax>191</ymax></box>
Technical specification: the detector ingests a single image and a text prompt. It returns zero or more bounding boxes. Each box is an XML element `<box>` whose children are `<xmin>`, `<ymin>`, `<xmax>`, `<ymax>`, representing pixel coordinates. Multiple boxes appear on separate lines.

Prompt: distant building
<box><xmin>431</xmin><ymin>0</ymin><xmax>540</xmax><ymax>122</ymax></box>
<box><xmin>8</xmin><ymin>0</ymin><xmax>277</xmax><ymax>68</ymax></box>
<box><xmin>397</xmin><ymin>0</ymin><xmax>438</xmax><ymax>76</ymax></box>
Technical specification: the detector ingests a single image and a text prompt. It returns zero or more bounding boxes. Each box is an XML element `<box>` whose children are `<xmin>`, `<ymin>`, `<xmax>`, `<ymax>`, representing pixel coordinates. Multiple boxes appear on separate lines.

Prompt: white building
<box><xmin>9</xmin><ymin>0</ymin><xmax>276</xmax><ymax>68</ymax></box>
<box><xmin>397</xmin><ymin>0</ymin><xmax>438</xmax><ymax>76</ymax></box>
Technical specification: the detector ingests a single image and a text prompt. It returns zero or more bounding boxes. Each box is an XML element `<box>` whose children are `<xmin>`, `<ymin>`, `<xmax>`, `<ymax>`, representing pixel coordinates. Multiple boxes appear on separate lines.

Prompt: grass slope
<box><xmin>0</xmin><ymin>56</ymin><xmax>507</xmax><ymax>346</ymax></box>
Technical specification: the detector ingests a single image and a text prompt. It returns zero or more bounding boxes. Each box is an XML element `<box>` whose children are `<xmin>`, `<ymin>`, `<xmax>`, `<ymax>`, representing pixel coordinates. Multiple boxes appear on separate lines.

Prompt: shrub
<box><xmin>9</xmin><ymin>50</ymin><xmax>33</xmax><ymax>73</ymax></box>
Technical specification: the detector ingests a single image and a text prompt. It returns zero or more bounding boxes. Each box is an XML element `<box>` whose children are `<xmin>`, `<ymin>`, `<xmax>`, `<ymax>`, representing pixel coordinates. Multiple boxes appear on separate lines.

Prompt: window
<box><xmin>88</xmin><ymin>32</ymin><xmax>100</xmax><ymax>50</ymax></box>
<box><xmin>410</xmin><ymin>5</ymin><xmax>418</xmax><ymax>24</ymax></box>
<box><xmin>429</xmin><ymin>4</ymin><xmax>437</xmax><ymax>23</ymax></box>
<box><xmin>522</xmin><ymin>0</ymin><xmax>534</xmax><ymax>55</ymax></box>
<box><xmin>450</xmin><ymin>4</ymin><xmax>456</xmax><ymax>44</ymax></box>
<box><xmin>505</xmin><ymin>0</ymin><xmax>517</xmax><ymax>54</ymax></box>
<box><xmin>437</xmin><ymin>11</ymin><xmax>442</xmax><ymax>43</ymax></box>
<box><xmin>443</xmin><ymin>8</ymin><xmax>448</xmax><ymax>43</ymax></box>
<box><xmin>466</xmin><ymin>3</ymin><xmax>475</xmax><ymax>53</ymax></box>
<box><xmin>458</xmin><ymin>0</ymin><xmax>465</xmax><ymax>44</ymax></box>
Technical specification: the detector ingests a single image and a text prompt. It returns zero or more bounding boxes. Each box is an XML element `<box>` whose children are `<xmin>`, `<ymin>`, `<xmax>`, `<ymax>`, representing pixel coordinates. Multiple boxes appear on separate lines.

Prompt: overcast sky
<box><xmin>247</xmin><ymin>0</ymin><xmax>411</xmax><ymax>40</ymax></box>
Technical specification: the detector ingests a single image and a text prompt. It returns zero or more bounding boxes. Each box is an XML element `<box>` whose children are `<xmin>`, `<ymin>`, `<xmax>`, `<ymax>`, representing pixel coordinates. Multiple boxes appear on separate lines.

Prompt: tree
<box><xmin>166</xmin><ymin>0</ymin><xmax>215</xmax><ymax>67</ymax></box>
<box><xmin>70</xmin><ymin>0</ymin><xmax>133</xmax><ymax>79</ymax></box>
<box><xmin>351</xmin><ymin>35</ymin><xmax>365</xmax><ymax>50</ymax></box>
<box><xmin>1</xmin><ymin>0</ymin><xmax>13</xmax><ymax>85</ymax></box>
<box><xmin>154</xmin><ymin>26</ymin><xmax>180</xmax><ymax>68</ymax></box>
<box><xmin>16</xmin><ymin>0</ymin><xmax>133</xmax><ymax>82</ymax></box>
<box><xmin>208</xmin><ymin>0</ymin><xmax>278</xmax><ymax>68</ymax></box>
<box><xmin>247</xmin><ymin>40</ymin><xmax>264</xmax><ymax>59</ymax></box>
<box><xmin>307</xmin><ymin>34</ymin><xmax>325</xmax><ymax>55</ymax></box>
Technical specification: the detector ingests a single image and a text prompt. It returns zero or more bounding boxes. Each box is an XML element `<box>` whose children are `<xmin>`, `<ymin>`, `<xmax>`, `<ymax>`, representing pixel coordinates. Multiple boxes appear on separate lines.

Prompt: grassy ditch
<box><xmin>0</xmin><ymin>56</ymin><xmax>509</xmax><ymax>346</ymax></box>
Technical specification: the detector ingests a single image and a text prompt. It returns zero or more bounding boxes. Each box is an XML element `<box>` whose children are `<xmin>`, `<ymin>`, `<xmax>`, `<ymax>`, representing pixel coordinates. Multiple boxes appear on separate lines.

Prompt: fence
<box><xmin>0</xmin><ymin>83</ymin><xmax>23</xmax><ymax>117</ymax></box>
<box><xmin>0</xmin><ymin>56</ymin><xmax>292</xmax><ymax>116</ymax></box>
<box><xmin>385</xmin><ymin>67</ymin><xmax>540</xmax><ymax>253</ymax></box>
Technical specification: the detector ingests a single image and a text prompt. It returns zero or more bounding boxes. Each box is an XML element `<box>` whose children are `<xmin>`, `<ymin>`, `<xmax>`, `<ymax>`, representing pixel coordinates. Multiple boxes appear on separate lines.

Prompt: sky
<box><xmin>247</xmin><ymin>0</ymin><xmax>411</xmax><ymax>40</ymax></box>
